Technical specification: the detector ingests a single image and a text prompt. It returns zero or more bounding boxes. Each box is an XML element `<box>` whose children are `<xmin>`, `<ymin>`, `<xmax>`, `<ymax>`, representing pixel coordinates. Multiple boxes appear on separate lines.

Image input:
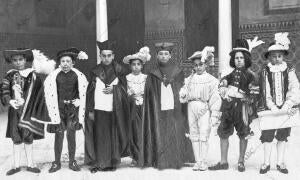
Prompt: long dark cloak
<box><xmin>84</xmin><ymin>62</ymin><xmax>130</xmax><ymax>165</ymax></box>
<box><xmin>139</xmin><ymin>66</ymin><xmax>194</xmax><ymax>169</ymax></box>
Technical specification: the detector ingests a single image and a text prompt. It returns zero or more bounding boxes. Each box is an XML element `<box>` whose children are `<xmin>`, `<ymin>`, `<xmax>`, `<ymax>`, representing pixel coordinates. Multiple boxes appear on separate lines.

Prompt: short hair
<box><xmin>229</xmin><ymin>51</ymin><xmax>252</xmax><ymax>69</ymax></box>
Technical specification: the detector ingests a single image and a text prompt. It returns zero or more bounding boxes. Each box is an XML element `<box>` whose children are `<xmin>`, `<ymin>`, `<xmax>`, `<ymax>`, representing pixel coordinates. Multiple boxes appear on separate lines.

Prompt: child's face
<box><xmin>60</xmin><ymin>56</ymin><xmax>74</xmax><ymax>72</ymax></box>
<box><xmin>100</xmin><ymin>50</ymin><xmax>114</xmax><ymax>65</ymax></box>
<box><xmin>234</xmin><ymin>52</ymin><xmax>245</xmax><ymax>68</ymax></box>
<box><xmin>157</xmin><ymin>50</ymin><xmax>171</xmax><ymax>64</ymax></box>
<box><xmin>12</xmin><ymin>55</ymin><xmax>26</xmax><ymax>70</ymax></box>
<box><xmin>269</xmin><ymin>51</ymin><xmax>284</xmax><ymax>65</ymax></box>
<box><xmin>130</xmin><ymin>59</ymin><xmax>143</xmax><ymax>75</ymax></box>
<box><xmin>193</xmin><ymin>59</ymin><xmax>207</xmax><ymax>75</ymax></box>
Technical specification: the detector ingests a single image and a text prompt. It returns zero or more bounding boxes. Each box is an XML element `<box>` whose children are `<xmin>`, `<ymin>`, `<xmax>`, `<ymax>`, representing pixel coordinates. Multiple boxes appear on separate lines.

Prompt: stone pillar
<box><xmin>218</xmin><ymin>0</ymin><xmax>233</xmax><ymax>77</ymax></box>
<box><xmin>96</xmin><ymin>0</ymin><xmax>108</xmax><ymax>64</ymax></box>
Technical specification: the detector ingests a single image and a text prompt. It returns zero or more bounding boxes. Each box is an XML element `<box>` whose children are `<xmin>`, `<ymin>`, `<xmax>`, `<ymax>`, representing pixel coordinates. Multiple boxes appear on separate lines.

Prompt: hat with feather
<box><xmin>230</xmin><ymin>36</ymin><xmax>264</xmax><ymax>57</ymax></box>
<box><xmin>123</xmin><ymin>46</ymin><xmax>151</xmax><ymax>64</ymax></box>
<box><xmin>264</xmin><ymin>32</ymin><xmax>290</xmax><ymax>58</ymax></box>
<box><xmin>56</xmin><ymin>47</ymin><xmax>88</xmax><ymax>62</ymax></box>
<box><xmin>188</xmin><ymin>46</ymin><xmax>215</xmax><ymax>66</ymax></box>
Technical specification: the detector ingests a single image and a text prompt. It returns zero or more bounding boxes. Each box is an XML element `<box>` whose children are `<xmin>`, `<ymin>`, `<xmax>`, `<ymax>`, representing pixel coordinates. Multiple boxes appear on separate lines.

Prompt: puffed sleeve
<box><xmin>179</xmin><ymin>76</ymin><xmax>189</xmax><ymax>103</ymax></box>
<box><xmin>209</xmin><ymin>78</ymin><xmax>222</xmax><ymax>118</ymax></box>
<box><xmin>283</xmin><ymin>69</ymin><xmax>300</xmax><ymax>109</ymax></box>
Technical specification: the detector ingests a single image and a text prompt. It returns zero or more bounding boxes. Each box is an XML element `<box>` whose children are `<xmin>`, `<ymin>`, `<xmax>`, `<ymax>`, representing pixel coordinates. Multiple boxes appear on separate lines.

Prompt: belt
<box><xmin>63</xmin><ymin>99</ymin><xmax>76</xmax><ymax>104</ymax></box>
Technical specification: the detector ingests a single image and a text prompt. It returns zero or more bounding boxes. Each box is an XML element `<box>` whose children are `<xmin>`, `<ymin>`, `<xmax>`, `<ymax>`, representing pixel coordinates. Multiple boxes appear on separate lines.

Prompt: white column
<box><xmin>96</xmin><ymin>0</ymin><xmax>108</xmax><ymax>64</ymax></box>
<box><xmin>218</xmin><ymin>0</ymin><xmax>233</xmax><ymax>78</ymax></box>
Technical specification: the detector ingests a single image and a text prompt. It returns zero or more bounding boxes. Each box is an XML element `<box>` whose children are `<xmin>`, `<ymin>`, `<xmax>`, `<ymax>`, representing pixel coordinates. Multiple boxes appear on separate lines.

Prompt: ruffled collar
<box><xmin>126</xmin><ymin>73</ymin><xmax>147</xmax><ymax>83</ymax></box>
<box><xmin>189</xmin><ymin>71</ymin><xmax>213</xmax><ymax>83</ymax></box>
<box><xmin>19</xmin><ymin>68</ymin><xmax>34</xmax><ymax>77</ymax></box>
<box><xmin>267</xmin><ymin>61</ymin><xmax>287</xmax><ymax>73</ymax></box>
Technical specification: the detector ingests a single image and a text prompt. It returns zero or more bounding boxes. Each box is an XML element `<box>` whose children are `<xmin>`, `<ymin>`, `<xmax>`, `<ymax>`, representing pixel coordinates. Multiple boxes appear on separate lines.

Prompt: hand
<box><xmin>270</xmin><ymin>105</ymin><xmax>279</xmax><ymax>112</ymax></box>
<box><xmin>88</xmin><ymin>111</ymin><xmax>94</xmax><ymax>120</ymax></box>
<box><xmin>103</xmin><ymin>85</ymin><xmax>113</xmax><ymax>94</ymax></box>
<box><xmin>211</xmin><ymin>117</ymin><xmax>220</xmax><ymax>127</ymax></box>
<box><xmin>72</xmin><ymin>99</ymin><xmax>80</xmax><ymax>107</ymax></box>
<box><xmin>220</xmin><ymin>79</ymin><xmax>228</xmax><ymax>87</ymax></box>
<box><xmin>9</xmin><ymin>100</ymin><xmax>20</xmax><ymax>109</ymax></box>
<box><xmin>211</xmin><ymin>124</ymin><xmax>219</xmax><ymax>136</ymax></box>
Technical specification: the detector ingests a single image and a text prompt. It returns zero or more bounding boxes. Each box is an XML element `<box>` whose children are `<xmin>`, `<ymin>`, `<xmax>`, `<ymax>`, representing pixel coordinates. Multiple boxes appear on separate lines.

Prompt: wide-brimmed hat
<box><xmin>264</xmin><ymin>32</ymin><xmax>290</xmax><ymax>59</ymax></box>
<box><xmin>3</xmin><ymin>48</ymin><xmax>33</xmax><ymax>63</ymax></box>
<box><xmin>96</xmin><ymin>40</ymin><xmax>116</xmax><ymax>52</ymax></box>
<box><xmin>154</xmin><ymin>42</ymin><xmax>174</xmax><ymax>53</ymax></box>
<box><xmin>123</xmin><ymin>46</ymin><xmax>151</xmax><ymax>64</ymax></box>
<box><xmin>56</xmin><ymin>47</ymin><xmax>88</xmax><ymax>62</ymax></box>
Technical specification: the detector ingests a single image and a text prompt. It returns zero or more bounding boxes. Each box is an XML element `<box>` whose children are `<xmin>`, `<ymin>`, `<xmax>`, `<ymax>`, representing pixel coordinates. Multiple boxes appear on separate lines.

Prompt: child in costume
<box><xmin>179</xmin><ymin>46</ymin><xmax>221</xmax><ymax>171</ymax></box>
<box><xmin>123</xmin><ymin>46</ymin><xmax>150</xmax><ymax>166</ymax></box>
<box><xmin>45</xmin><ymin>47</ymin><xmax>88</xmax><ymax>173</ymax></box>
<box><xmin>1</xmin><ymin>48</ymin><xmax>54</xmax><ymax>175</ymax></box>
<box><xmin>209</xmin><ymin>38</ymin><xmax>262</xmax><ymax>172</ymax></box>
<box><xmin>259</xmin><ymin>32</ymin><xmax>300</xmax><ymax>174</ymax></box>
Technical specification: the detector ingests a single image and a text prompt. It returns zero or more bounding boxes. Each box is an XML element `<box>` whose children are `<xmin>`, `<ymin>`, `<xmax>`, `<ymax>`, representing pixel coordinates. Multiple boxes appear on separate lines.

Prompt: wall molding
<box><xmin>239</xmin><ymin>20</ymin><xmax>300</xmax><ymax>33</ymax></box>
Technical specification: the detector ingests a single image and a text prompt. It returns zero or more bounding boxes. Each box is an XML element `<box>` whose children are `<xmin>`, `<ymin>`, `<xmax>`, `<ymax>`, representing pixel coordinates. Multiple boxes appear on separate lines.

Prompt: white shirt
<box><xmin>94</xmin><ymin>77</ymin><xmax>119</xmax><ymax>111</ymax></box>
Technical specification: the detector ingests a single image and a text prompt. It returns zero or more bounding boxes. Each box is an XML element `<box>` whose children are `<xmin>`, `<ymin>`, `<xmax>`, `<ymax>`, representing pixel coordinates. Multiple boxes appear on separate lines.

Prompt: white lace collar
<box><xmin>267</xmin><ymin>61</ymin><xmax>287</xmax><ymax>73</ymax></box>
<box><xmin>126</xmin><ymin>73</ymin><xmax>147</xmax><ymax>83</ymax></box>
<box><xmin>19</xmin><ymin>68</ymin><xmax>34</xmax><ymax>77</ymax></box>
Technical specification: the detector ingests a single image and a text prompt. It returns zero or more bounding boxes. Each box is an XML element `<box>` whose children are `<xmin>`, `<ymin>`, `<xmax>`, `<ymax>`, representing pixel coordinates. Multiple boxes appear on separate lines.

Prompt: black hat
<box><xmin>155</xmin><ymin>42</ymin><xmax>174</xmax><ymax>53</ymax></box>
<box><xmin>229</xmin><ymin>39</ymin><xmax>251</xmax><ymax>57</ymax></box>
<box><xmin>56</xmin><ymin>47</ymin><xmax>80</xmax><ymax>62</ymax></box>
<box><xmin>96</xmin><ymin>40</ymin><xmax>116</xmax><ymax>52</ymax></box>
<box><xmin>3</xmin><ymin>48</ymin><xmax>33</xmax><ymax>63</ymax></box>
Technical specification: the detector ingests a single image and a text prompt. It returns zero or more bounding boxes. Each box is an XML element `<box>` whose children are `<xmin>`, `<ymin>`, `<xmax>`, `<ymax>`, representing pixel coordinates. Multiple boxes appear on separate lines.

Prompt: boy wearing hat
<box><xmin>86</xmin><ymin>40</ymin><xmax>130</xmax><ymax>173</ymax></box>
<box><xmin>123</xmin><ymin>46</ymin><xmax>150</xmax><ymax>166</ymax></box>
<box><xmin>45</xmin><ymin>47</ymin><xmax>88</xmax><ymax>173</ymax></box>
<box><xmin>179</xmin><ymin>47</ymin><xmax>221</xmax><ymax>171</ymax></box>
<box><xmin>259</xmin><ymin>32</ymin><xmax>300</xmax><ymax>174</ymax></box>
<box><xmin>209</xmin><ymin>38</ymin><xmax>262</xmax><ymax>172</ymax></box>
<box><xmin>140</xmin><ymin>42</ymin><xmax>194</xmax><ymax>169</ymax></box>
<box><xmin>1</xmin><ymin>48</ymin><xmax>45</xmax><ymax>175</ymax></box>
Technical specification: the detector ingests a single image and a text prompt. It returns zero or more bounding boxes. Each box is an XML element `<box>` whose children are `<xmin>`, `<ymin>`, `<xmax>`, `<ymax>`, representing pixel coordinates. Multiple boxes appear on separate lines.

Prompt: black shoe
<box><xmin>130</xmin><ymin>160</ymin><xmax>137</xmax><ymax>167</ymax></box>
<box><xmin>27</xmin><ymin>167</ymin><xmax>41</xmax><ymax>173</ymax></box>
<box><xmin>69</xmin><ymin>160</ymin><xmax>81</xmax><ymax>171</ymax></box>
<box><xmin>6</xmin><ymin>167</ymin><xmax>21</xmax><ymax>176</ymax></box>
<box><xmin>101</xmin><ymin>167</ymin><xmax>116</xmax><ymax>171</ymax></box>
<box><xmin>237</xmin><ymin>162</ymin><xmax>245</xmax><ymax>172</ymax></box>
<box><xmin>49</xmin><ymin>162</ymin><xmax>61</xmax><ymax>173</ymax></box>
<box><xmin>90</xmin><ymin>166</ymin><xmax>101</xmax><ymax>173</ymax></box>
<box><xmin>208</xmin><ymin>162</ymin><xmax>229</xmax><ymax>170</ymax></box>
<box><xmin>259</xmin><ymin>164</ymin><xmax>270</xmax><ymax>174</ymax></box>
<box><xmin>277</xmin><ymin>164</ymin><xmax>288</xmax><ymax>174</ymax></box>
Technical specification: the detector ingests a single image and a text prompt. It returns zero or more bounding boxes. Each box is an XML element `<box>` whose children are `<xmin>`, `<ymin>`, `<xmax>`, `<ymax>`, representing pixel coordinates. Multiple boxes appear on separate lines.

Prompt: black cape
<box><xmin>84</xmin><ymin>62</ymin><xmax>130</xmax><ymax>165</ymax></box>
<box><xmin>139</xmin><ymin>65</ymin><xmax>194</xmax><ymax>169</ymax></box>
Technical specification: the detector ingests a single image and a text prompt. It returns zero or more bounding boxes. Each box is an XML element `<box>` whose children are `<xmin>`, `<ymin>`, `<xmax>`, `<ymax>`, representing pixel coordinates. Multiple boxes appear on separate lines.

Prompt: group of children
<box><xmin>1</xmin><ymin>32</ymin><xmax>299</xmax><ymax>176</ymax></box>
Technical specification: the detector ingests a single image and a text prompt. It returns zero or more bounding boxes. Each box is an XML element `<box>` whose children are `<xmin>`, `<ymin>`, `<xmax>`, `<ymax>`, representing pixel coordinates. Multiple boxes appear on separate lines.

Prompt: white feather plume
<box><xmin>274</xmin><ymin>32</ymin><xmax>290</xmax><ymax>50</ymax></box>
<box><xmin>32</xmin><ymin>49</ymin><xmax>56</xmax><ymax>75</ymax></box>
<box><xmin>201</xmin><ymin>46</ymin><xmax>215</xmax><ymax>65</ymax></box>
<box><xmin>77</xmin><ymin>51</ymin><xmax>88</xmax><ymax>60</ymax></box>
<box><xmin>247</xmin><ymin>36</ymin><xmax>265</xmax><ymax>52</ymax></box>
<box><xmin>138</xmin><ymin>46</ymin><xmax>151</xmax><ymax>61</ymax></box>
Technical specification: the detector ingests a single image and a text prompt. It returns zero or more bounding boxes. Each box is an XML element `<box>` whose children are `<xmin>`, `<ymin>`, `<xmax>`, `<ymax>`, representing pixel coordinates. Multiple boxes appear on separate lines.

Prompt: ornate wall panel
<box><xmin>239</xmin><ymin>20</ymin><xmax>300</xmax><ymax>78</ymax></box>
